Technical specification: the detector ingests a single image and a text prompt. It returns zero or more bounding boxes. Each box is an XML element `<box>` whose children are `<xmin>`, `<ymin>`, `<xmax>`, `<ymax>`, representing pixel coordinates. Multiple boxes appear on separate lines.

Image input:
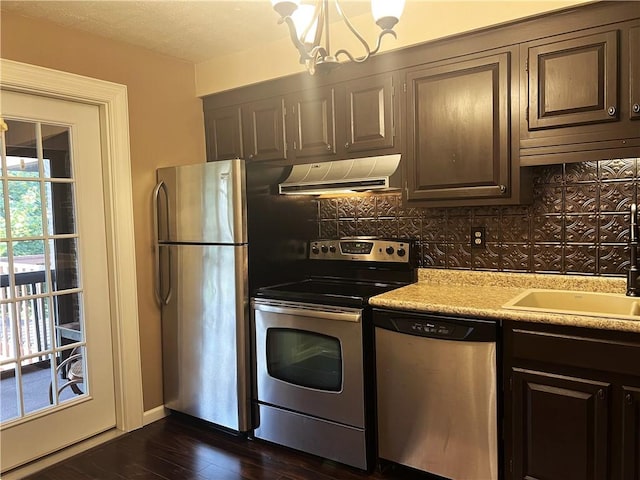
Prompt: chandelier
<box><xmin>270</xmin><ymin>0</ymin><xmax>405</xmax><ymax>74</ymax></box>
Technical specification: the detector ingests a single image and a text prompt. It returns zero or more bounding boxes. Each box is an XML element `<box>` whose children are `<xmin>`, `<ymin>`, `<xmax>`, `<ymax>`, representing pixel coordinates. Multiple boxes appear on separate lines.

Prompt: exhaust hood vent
<box><xmin>279</xmin><ymin>154</ymin><xmax>401</xmax><ymax>195</ymax></box>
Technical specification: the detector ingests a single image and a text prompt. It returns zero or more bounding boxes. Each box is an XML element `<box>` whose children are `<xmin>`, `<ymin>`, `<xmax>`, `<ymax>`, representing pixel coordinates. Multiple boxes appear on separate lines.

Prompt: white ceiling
<box><xmin>1</xmin><ymin>0</ymin><xmax>372</xmax><ymax>64</ymax></box>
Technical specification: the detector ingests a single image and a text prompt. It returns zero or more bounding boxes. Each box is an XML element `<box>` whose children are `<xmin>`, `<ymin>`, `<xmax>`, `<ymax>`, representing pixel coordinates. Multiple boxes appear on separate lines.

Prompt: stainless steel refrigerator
<box><xmin>153</xmin><ymin>159</ymin><xmax>250</xmax><ymax>432</ymax></box>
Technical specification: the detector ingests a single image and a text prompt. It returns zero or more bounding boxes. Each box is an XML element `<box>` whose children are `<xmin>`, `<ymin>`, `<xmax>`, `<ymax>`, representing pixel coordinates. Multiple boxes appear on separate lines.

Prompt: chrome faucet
<box><xmin>627</xmin><ymin>203</ymin><xmax>639</xmax><ymax>296</ymax></box>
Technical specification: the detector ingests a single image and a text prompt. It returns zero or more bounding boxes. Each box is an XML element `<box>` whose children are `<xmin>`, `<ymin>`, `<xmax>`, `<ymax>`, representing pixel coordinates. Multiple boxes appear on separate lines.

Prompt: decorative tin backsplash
<box><xmin>316</xmin><ymin>158</ymin><xmax>638</xmax><ymax>276</ymax></box>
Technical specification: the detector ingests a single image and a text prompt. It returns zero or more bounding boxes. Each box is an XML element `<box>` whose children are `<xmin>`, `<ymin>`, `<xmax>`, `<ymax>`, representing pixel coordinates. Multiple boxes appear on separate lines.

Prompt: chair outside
<box><xmin>49</xmin><ymin>347</ymin><xmax>83</xmax><ymax>403</ymax></box>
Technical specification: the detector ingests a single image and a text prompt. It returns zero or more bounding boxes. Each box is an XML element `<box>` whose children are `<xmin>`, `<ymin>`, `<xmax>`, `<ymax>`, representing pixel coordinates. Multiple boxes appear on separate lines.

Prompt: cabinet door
<box><xmin>622</xmin><ymin>386</ymin><xmax>640</xmax><ymax>480</ymax></box>
<box><xmin>528</xmin><ymin>30</ymin><xmax>618</xmax><ymax>130</ymax></box>
<box><xmin>288</xmin><ymin>86</ymin><xmax>336</xmax><ymax>160</ymax></box>
<box><xmin>630</xmin><ymin>26</ymin><xmax>640</xmax><ymax>120</ymax></box>
<box><xmin>204</xmin><ymin>105</ymin><xmax>243</xmax><ymax>161</ymax></box>
<box><xmin>511</xmin><ymin>368</ymin><xmax>610</xmax><ymax>480</ymax></box>
<box><xmin>242</xmin><ymin>97</ymin><xmax>287</xmax><ymax>162</ymax></box>
<box><xmin>405</xmin><ymin>51</ymin><xmax>512</xmax><ymax>203</ymax></box>
<box><xmin>344</xmin><ymin>74</ymin><xmax>395</xmax><ymax>153</ymax></box>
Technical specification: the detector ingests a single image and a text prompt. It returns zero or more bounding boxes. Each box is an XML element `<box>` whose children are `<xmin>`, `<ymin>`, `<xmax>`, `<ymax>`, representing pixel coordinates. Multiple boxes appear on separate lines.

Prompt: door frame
<box><xmin>0</xmin><ymin>58</ymin><xmax>143</xmax><ymax>465</ymax></box>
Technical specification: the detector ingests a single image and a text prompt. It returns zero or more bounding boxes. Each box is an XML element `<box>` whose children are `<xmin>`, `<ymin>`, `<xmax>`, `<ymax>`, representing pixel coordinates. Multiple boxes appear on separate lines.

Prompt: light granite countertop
<box><xmin>369</xmin><ymin>269</ymin><xmax>640</xmax><ymax>334</ymax></box>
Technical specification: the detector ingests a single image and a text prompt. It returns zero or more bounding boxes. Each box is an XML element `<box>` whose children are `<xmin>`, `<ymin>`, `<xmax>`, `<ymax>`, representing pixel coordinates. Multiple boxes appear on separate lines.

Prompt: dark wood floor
<box><xmin>26</xmin><ymin>414</ymin><xmax>439</xmax><ymax>480</ymax></box>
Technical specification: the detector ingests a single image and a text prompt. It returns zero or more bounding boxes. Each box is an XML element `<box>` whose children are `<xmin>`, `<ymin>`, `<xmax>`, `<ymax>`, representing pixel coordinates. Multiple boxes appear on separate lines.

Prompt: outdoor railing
<box><xmin>0</xmin><ymin>269</ymin><xmax>50</xmax><ymax>368</ymax></box>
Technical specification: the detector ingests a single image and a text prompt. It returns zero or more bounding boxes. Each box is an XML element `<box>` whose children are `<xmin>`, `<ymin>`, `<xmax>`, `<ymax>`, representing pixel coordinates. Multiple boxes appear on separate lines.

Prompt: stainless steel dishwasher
<box><xmin>373</xmin><ymin>308</ymin><xmax>498</xmax><ymax>480</ymax></box>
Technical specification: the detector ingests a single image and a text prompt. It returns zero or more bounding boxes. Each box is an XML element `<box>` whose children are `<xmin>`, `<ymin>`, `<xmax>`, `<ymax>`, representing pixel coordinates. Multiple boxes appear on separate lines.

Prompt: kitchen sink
<box><xmin>502</xmin><ymin>289</ymin><xmax>640</xmax><ymax>320</ymax></box>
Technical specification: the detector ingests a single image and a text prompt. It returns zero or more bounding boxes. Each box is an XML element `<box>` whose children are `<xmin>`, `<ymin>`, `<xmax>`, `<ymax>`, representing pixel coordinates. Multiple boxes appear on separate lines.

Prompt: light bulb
<box><xmin>291</xmin><ymin>4</ymin><xmax>318</xmax><ymax>45</ymax></box>
<box><xmin>271</xmin><ymin>0</ymin><xmax>300</xmax><ymax>18</ymax></box>
<box><xmin>371</xmin><ymin>0</ymin><xmax>405</xmax><ymax>29</ymax></box>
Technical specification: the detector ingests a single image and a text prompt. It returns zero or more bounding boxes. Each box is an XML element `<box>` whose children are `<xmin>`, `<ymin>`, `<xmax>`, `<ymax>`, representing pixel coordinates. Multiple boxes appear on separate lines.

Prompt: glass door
<box><xmin>0</xmin><ymin>118</ymin><xmax>87</xmax><ymax>419</ymax></box>
<box><xmin>0</xmin><ymin>90</ymin><xmax>116</xmax><ymax>472</ymax></box>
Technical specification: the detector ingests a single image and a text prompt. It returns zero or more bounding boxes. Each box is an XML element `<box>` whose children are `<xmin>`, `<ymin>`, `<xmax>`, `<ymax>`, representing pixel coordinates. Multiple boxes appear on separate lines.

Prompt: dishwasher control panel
<box><xmin>400</xmin><ymin>319</ymin><xmax>471</xmax><ymax>340</ymax></box>
<box><xmin>373</xmin><ymin>308</ymin><xmax>497</xmax><ymax>343</ymax></box>
<box><xmin>408</xmin><ymin>321</ymin><xmax>454</xmax><ymax>336</ymax></box>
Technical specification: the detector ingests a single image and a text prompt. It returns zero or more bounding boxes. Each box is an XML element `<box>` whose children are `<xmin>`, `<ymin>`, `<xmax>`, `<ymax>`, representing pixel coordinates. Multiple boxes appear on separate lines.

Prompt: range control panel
<box><xmin>309</xmin><ymin>238</ymin><xmax>412</xmax><ymax>263</ymax></box>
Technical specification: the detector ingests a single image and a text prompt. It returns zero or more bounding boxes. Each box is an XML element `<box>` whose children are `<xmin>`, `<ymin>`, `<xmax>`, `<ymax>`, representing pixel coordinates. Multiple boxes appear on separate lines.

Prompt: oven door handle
<box><xmin>253</xmin><ymin>302</ymin><xmax>362</xmax><ymax>323</ymax></box>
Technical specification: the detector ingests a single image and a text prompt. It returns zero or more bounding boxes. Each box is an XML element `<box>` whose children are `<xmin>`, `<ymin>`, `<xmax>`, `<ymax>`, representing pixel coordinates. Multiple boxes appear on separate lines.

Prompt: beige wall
<box><xmin>1</xmin><ymin>11</ymin><xmax>205</xmax><ymax>410</ymax></box>
<box><xmin>195</xmin><ymin>0</ymin><xmax>591</xmax><ymax>96</ymax></box>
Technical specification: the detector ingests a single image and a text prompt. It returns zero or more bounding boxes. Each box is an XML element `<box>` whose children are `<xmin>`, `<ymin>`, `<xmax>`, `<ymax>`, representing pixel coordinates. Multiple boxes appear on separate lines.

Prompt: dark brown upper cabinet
<box><xmin>520</xmin><ymin>20</ymin><xmax>640</xmax><ymax>165</ymax></box>
<box><xmin>528</xmin><ymin>30</ymin><xmax>618</xmax><ymax>130</ymax></box>
<box><xmin>287</xmin><ymin>75</ymin><xmax>398</xmax><ymax>163</ymax></box>
<box><xmin>630</xmin><ymin>25</ymin><xmax>640</xmax><ymax>120</ymax></box>
<box><xmin>343</xmin><ymin>74</ymin><xmax>397</xmax><ymax>154</ymax></box>
<box><xmin>204</xmin><ymin>105</ymin><xmax>243</xmax><ymax>162</ymax></box>
<box><xmin>404</xmin><ymin>47</ymin><xmax>529</xmax><ymax>207</ymax></box>
<box><xmin>287</xmin><ymin>86</ymin><xmax>337</xmax><ymax>162</ymax></box>
<box><xmin>242</xmin><ymin>97</ymin><xmax>287</xmax><ymax>163</ymax></box>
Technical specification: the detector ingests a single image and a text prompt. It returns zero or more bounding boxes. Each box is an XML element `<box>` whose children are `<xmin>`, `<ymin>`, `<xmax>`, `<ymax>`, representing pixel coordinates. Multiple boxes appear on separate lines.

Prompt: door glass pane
<box><xmin>266</xmin><ymin>328</ymin><xmax>342</xmax><ymax>391</ymax></box>
<box><xmin>50</xmin><ymin>238</ymin><xmax>79</xmax><ymax>291</ymax></box>
<box><xmin>42</xmin><ymin>124</ymin><xmax>72</xmax><ymax>179</ymax></box>
<box><xmin>0</xmin><ymin>363</ymin><xmax>19</xmax><ymax>422</ymax></box>
<box><xmin>21</xmin><ymin>354</ymin><xmax>55</xmax><ymax>415</ymax></box>
<box><xmin>53</xmin><ymin>293</ymin><xmax>83</xmax><ymax>348</ymax></box>
<box><xmin>3</xmin><ymin>120</ymin><xmax>37</xmax><ymax>178</ymax></box>
<box><xmin>0</xmin><ymin>299</ymin><xmax>14</xmax><ymax>361</ymax></box>
<box><xmin>46</xmin><ymin>182</ymin><xmax>76</xmax><ymax>235</ymax></box>
<box><xmin>52</xmin><ymin>345</ymin><xmax>85</xmax><ymax>405</ymax></box>
<box><xmin>8</xmin><ymin>180</ymin><xmax>43</xmax><ymax>236</ymax></box>
<box><xmin>17</xmin><ymin>296</ymin><xmax>51</xmax><ymax>357</ymax></box>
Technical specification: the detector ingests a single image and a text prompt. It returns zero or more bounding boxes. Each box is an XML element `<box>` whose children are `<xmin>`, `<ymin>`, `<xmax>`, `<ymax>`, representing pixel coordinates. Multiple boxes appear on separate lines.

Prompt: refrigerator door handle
<box><xmin>153</xmin><ymin>181</ymin><xmax>172</xmax><ymax>305</ymax></box>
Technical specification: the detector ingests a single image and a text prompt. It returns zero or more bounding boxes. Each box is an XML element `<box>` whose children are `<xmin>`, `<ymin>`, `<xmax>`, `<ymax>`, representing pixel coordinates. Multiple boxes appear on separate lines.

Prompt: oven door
<box><xmin>252</xmin><ymin>298</ymin><xmax>365</xmax><ymax>428</ymax></box>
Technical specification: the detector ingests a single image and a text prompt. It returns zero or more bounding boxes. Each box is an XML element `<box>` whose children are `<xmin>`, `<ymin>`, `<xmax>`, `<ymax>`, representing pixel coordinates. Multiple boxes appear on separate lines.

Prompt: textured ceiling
<box><xmin>1</xmin><ymin>0</ymin><xmax>371</xmax><ymax>63</ymax></box>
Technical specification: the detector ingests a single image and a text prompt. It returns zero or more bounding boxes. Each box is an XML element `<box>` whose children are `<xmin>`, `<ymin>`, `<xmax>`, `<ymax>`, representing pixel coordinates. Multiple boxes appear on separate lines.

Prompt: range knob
<box><xmin>311</xmin><ymin>245</ymin><xmax>320</xmax><ymax>255</ymax></box>
<box><xmin>397</xmin><ymin>248</ymin><xmax>406</xmax><ymax>257</ymax></box>
<box><xmin>321</xmin><ymin>245</ymin><xmax>329</xmax><ymax>254</ymax></box>
<box><xmin>386</xmin><ymin>246</ymin><xmax>395</xmax><ymax>255</ymax></box>
<box><xmin>329</xmin><ymin>245</ymin><xmax>336</xmax><ymax>253</ymax></box>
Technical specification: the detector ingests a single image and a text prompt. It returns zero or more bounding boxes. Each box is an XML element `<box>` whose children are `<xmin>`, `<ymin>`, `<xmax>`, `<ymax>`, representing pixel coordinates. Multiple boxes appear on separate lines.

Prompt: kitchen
<box><xmin>1</xmin><ymin>1</ymin><xmax>639</xmax><ymax>479</ymax></box>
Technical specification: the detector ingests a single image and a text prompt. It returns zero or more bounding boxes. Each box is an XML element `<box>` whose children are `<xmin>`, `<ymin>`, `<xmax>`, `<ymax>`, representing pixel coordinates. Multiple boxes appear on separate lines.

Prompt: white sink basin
<box><xmin>502</xmin><ymin>289</ymin><xmax>640</xmax><ymax>320</ymax></box>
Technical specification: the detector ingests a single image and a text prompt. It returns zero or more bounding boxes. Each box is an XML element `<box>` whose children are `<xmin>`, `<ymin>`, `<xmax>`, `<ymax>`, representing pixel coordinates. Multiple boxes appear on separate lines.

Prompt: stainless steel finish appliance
<box><xmin>374</xmin><ymin>309</ymin><xmax>498</xmax><ymax>480</ymax></box>
<box><xmin>154</xmin><ymin>160</ymin><xmax>251</xmax><ymax>432</ymax></box>
<box><xmin>252</xmin><ymin>238</ymin><xmax>417</xmax><ymax>470</ymax></box>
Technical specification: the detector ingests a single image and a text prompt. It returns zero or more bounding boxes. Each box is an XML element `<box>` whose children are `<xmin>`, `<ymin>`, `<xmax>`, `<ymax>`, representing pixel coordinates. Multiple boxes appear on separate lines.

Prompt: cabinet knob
<box><xmin>326</xmin><ymin>144</ymin><xmax>332</xmax><ymax>151</ymax></box>
<box><xmin>598</xmin><ymin>388</ymin><xmax>605</xmax><ymax>400</ymax></box>
<box><xmin>345</xmin><ymin>142</ymin><xmax>350</xmax><ymax>149</ymax></box>
<box><xmin>248</xmin><ymin>154</ymin><xmax>255</xmax><ymax>160</ymax></box>
<box><xmin>499</xmin><ymin>185</ymin><xmax>507</xmax><ymax>194</ymax></box>
<box><xmin>627</xmin><ymin>393</ymin><xmax>634</xmax><ymax>405</ymax></box>
<box><xmin>633</xmin><ymin>103</ymin><xmax>640</xmax><ymax>114</ymax></box>
<box><xmin>607</xmin><ymin>106</ymin><xmax>617</xmax><ymax>117</ymax></box>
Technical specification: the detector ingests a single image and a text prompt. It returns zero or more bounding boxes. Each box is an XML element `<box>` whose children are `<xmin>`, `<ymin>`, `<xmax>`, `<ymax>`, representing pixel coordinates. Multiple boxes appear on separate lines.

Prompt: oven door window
<box><xmin>266</xmin><ymin>328</ymin><xmax>342</xmax><ymax>392</ymax></box>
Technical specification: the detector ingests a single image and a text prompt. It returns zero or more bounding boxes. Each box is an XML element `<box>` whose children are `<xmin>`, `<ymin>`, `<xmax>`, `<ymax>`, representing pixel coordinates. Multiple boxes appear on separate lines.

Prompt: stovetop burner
<box><xmin>254</xmin><ymin>278</ymin><xmax>405</xmax><ymax>308</ymax></box>
<box><xmin>254</xmin><ymin>237</ymin><xmax>417</xmax><ymax>308</ymax></box>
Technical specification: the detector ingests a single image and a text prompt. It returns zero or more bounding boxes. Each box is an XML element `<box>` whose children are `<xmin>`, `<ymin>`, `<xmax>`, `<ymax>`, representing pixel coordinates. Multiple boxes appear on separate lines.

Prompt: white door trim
<box><xmin>0</xmin><ymin>59</ymin><xmax>144</xmax><ymax>435</ymax></box>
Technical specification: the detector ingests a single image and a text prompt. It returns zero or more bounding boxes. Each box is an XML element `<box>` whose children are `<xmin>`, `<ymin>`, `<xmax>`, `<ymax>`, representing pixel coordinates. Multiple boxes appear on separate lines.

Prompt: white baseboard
<box><xmin>143</xmin><ymin>405</ymin><xmax>169</xmax><ymax>425</ymax></box>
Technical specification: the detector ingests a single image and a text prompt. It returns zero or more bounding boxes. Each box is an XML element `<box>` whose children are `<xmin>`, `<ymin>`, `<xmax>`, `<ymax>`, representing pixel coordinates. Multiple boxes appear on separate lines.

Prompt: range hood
<box><xmin>278</xmin><ymin>154</ymin><xmax>401</xmax><ymax>195</ymax></box>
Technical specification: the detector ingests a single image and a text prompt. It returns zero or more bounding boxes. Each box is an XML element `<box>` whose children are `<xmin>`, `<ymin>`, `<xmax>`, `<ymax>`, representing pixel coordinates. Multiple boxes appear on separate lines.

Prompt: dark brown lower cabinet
<box><xmin>623</xmin><ymin>386</ymin><xmax>640</xmax><ymax>480</ymax></box>
<box><xmin>511</xmin><ymin>368</ymin><xmax>610</xmax><ymax>480</ymax></box>
<box><xmin>504</xmin><ymin>321</ymin><xmax>640</xmax><ymax>480</ymax></box>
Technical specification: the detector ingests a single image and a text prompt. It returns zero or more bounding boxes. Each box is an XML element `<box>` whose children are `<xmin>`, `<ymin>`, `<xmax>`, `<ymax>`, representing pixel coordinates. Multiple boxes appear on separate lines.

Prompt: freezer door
<box><xmin>155</xmin><ymin>160</ymin><xmax>247</xmax><ymax>244</ymax></box>
<box><xmin>160</xmin><ymin>244</ymin><xmax>251</xmax><ymax>431</ymax></box>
